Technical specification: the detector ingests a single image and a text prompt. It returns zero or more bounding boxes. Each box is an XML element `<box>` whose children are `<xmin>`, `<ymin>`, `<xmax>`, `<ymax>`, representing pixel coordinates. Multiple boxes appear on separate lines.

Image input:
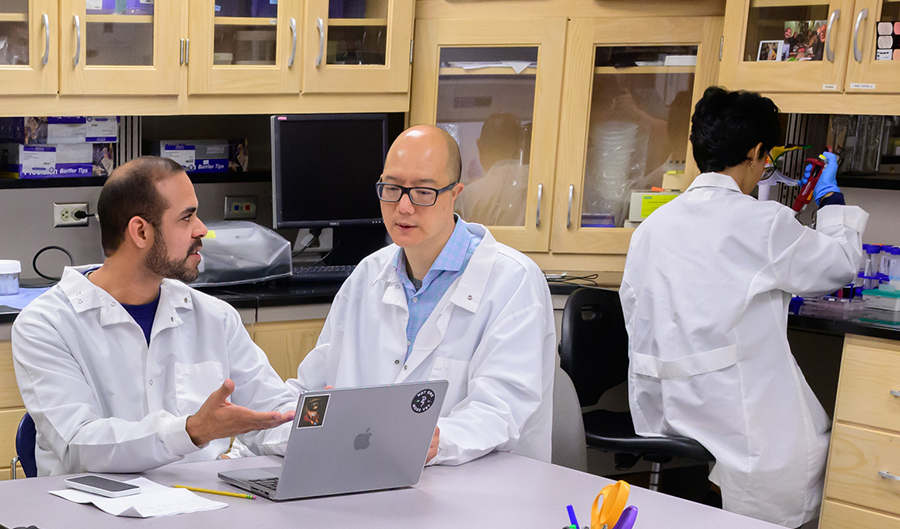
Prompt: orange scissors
<box><xmin>591</xmin><ymin>480</ymin><xmax>630</xmax><ymax>529</ymax></box>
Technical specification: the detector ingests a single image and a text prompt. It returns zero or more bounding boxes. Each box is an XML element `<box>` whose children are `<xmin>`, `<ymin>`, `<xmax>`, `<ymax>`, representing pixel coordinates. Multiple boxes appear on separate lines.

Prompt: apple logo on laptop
<box><xmin>354</xmin><ymin>428</ymin><xmax>372</xmax><ymax>450</ymax></box>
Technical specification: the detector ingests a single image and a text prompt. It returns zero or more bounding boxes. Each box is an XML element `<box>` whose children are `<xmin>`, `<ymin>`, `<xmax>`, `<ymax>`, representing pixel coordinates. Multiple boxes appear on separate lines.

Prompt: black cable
<box><xmin>292</xmin><ymin>227</ymin><xmax>323</xmax><ymax>257</ymax></box>
<box><xmin>32</xmin><ymin>245</ymin><xmax>75</xmax><ymax>282</ymax></box>
<box><xmin>547</xmin><ymin>273</ymin><xmax>600</xmax><ymax>287</ymax></box>
<box><xmin>73</xmin><ymin>210</ymin><xmax>96</xmax><ymax>221</ymax></box>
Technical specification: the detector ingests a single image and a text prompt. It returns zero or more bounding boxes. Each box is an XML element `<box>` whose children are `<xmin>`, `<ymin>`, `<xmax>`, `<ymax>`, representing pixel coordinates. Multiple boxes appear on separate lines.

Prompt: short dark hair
<box><xmin>97</xmin><ymin>156</ymin><xmax>184</xmax><ymax>257</ymax></box>
<box><xmin>689</xmin><ymin>86</ymin><xmax>781</xmax><ymax>173</ymax></box>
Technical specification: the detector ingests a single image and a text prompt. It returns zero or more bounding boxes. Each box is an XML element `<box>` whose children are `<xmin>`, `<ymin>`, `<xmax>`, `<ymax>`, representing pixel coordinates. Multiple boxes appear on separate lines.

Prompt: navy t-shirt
<box><xmin>122</xmin><ymin>293</ymin><xmax>160</xmax><ymax>345</ymax></box>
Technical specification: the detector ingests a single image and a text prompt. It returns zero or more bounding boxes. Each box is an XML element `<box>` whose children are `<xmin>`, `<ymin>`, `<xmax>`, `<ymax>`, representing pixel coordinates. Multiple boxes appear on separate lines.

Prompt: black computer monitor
<box><xmin>271</xmin><ymin>113</ymin><xmax>389</xmax><ymax>229</ymax></box>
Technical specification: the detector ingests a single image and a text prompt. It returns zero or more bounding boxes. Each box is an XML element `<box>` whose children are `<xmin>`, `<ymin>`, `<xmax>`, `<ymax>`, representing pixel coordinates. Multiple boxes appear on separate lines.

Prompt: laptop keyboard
<box><xmin>249</xmin><ymin>477</ymin><xmax>279</xmax><ymax>492</ymax></box>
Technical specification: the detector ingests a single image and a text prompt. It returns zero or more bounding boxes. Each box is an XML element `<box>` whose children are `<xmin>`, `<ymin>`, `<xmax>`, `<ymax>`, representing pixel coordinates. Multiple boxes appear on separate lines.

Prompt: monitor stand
<box><xmin>327</xmin><ymin>224</ymin><xmax>390</xmax><ymax>266</ymax></box>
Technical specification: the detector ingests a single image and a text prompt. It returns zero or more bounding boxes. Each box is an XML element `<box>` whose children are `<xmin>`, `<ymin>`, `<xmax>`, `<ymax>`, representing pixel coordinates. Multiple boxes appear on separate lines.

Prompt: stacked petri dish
<box><xmin>584</xmin><ymin>121</ymin><xmax>638</xmax><ymax>224</ymax></box>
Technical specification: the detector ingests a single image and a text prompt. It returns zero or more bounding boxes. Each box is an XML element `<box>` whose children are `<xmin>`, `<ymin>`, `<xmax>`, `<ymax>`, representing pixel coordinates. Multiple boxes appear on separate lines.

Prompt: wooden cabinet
<box><xmin>411</xmin><ymin>15</ymin><xmax>721</xmax><ymax>257</ymax></box>
<box><xmin>250</xmin><ymin>319</ymin><xmax>327</xmax><ymax>381</ymax></box>
<box><xmin>188</xmin><ymin>0</ymin><xmax>301</xmax><ymax>95</ymax></box>
<box><xmin>0</xmin><ymin>340</ymin><xmax>25</xmax><ymax>481</ymax></box>
<box><xmin>720</xmin><ymin>0</ymin><xmax>900</xmax><ymax>94</ymax></box>
<box><xmin>551</xmin><ymin>16</ymin><xmax>722</xmax><ymax>255</ymax></box>
<box><xmin>303</xmin><ymin>0</ymin><xmax>414</xmax><ymax>93</ymax></box>
<box><xmin>821</xmin><ymin>334</ymin><xmax>900</xmax><ymax>527</ymax></box>
<box><xmin>59</xmin><ymin>0</ymin><xmax>183</xmax><ymax>95</ymax></box>
<box><xmin>0</xmin><ymin>0</ymin><xmax>57</xmax><ymax>95</ymax></box>
<box><xmin>409</xmin><ymin>18</ymin><xmax>566</xmax><ymax>253</ymax></box>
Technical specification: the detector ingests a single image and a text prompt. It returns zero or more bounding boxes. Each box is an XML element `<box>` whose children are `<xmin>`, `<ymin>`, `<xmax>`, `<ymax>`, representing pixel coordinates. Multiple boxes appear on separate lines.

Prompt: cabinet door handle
<box><xmin>566</xmin><ymin>185</ymin><xmax>574</xmax><ymax>228</ymax></box>
<box><xmin>825</xmin><ymin>9</ymin><xmax>840</xmax><ymax>62</ymax></box>
<box><xmin>179</xmin><ymin>38</ymin><xmax>184</xmax><ymax>65</ymax></box>
<box><xmin>288</xmin><ymin>18</ymin><xmax>297</xmax><ymax>67</ymax></box>
<box><xmin>185</xmin><ymin>38</ymin><xmax>190</xmax><ymax>65</ymax></box>
<box><xmin>879</xmin><ymin>470</ymin><xmax>900</xmax><ymax>481</ymax></box>
<box><xmin>890</xmin><ymin>390</ymin><xmax>900</xmax><ymax>397</ymax></box>
<box><xmin>316</xmin><ymin>18</ymin><xmax>325</xmax><ymax>67</ymax></box>
<box><xmin>72</xmin><ymin>15</ymin><xmax>81</xmax><ymax>67</ymax></box>
<box><xmin>853</xmin><ymin>8</ymin><xmax>868</xmax><ymax>63</ymax></box>
<box><xmin>41</xmin><ymin>14</ymin><xmax>49</xmax><ymax>66</ymax></box>
<box><xmin>535</xmin><ymin>183</ymin><xmax>543</xmax><ymax>227</ymax></box>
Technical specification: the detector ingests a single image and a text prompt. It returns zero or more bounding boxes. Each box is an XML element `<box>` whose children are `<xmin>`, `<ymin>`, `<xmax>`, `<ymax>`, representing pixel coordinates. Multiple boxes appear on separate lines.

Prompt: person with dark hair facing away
<box><xmin>619</xmin><ymin>87</ymin><xmax>867</xmax><ymax>527</ymax></box>
<box><xmin>12</xmin><ymin>157</ymin><xmax>297</xmax><ymax>476</ymax></box>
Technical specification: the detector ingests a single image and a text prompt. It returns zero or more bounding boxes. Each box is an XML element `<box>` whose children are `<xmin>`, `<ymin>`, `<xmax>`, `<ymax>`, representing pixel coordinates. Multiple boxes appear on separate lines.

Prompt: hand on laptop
<box><xmin>426</xmin><ymin>426</ymin><xmax>440</xmax><ymax>463</ymax></box>
<box><xmin>186</xmin><ymin>379</ymin><xmax>296</xmax><ymax>447</ymax></box>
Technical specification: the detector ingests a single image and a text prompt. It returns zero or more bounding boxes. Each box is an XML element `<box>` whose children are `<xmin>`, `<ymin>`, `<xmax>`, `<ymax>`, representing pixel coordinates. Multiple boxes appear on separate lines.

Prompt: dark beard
<box><xmin>145</xmin><ymin>233</ymin><xmax>201</xmax><ymax>283</ymax></box>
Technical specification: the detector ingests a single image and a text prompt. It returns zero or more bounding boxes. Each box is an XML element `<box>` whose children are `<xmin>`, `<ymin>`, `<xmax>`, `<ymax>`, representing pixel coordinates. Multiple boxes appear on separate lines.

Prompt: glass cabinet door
<box><xmin>844</xmin><ymin>0</ymin><xmax>900</xmax><ymax>92</ymax></box>
<box><xmin>303</xmin><ymin>0</ymin><xmax>413</xmax><ymax>93</ymax></box>
<box><xmin>410</xmin><ymin>18</ymin><xmax>566</xmax><ymax>252</ymax></box>
<box><xmin>720</xmin><ymin>0</ymin><xmax>854</xmax><ymax>92</ymax></box>
<box><xmin>0</xmin><ymin>0</ymin><xmax>57</xmax><ymax>95</ymax></box>
<box><xmin>60</xmin><ymin>0</ymin><xmax>182</xmax><ymax>95</ymax></box>
<box><xmin>188</xmin><ymin>0</ymin><xmax>300</xmax><ymax>95</ymax></box>
<box><xmin>552</xmin><ymin>17</ymin><xmax>722</xmax><ymax>255</ymax></box>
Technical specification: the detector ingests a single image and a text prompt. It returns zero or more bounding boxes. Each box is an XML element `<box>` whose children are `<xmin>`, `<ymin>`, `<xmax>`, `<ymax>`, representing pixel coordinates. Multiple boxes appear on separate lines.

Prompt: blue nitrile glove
<box><xmin>801</xmin><ymin>151</ymin><xmax>840</xmax><ymax>206</ymax></box>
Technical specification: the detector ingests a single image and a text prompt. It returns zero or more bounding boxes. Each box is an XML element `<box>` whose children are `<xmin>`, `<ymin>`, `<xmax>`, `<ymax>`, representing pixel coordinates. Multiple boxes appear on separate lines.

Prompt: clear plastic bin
<box><xmin>0</xmin><ymin>260</ymin><xmax>21</xmax><ymax>295</ymax></box>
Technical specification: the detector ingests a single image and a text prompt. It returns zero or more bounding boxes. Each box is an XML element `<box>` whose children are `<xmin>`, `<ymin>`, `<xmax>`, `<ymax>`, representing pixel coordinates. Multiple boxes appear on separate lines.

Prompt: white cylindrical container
<box><xmin>0</xmin><ymin>260</ymin><xmax>21</xmax><ymax>295</ymax></box>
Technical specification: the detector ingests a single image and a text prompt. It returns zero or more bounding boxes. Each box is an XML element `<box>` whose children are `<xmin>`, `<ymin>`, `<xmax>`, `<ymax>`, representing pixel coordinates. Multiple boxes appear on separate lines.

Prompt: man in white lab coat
<box><xmin>619</xmin><ymin>87</ymin><xmax>867</xmax><ymax>527</ymax></box>
<box><xmin>12</xmin><ymin>157</ymin><xmax>297</xmax><ymax>476</ymax></box>
<box><xmin>282</xmin><ymin>125</ymin><xmax>555</xmax><ymax>466</ymax></box>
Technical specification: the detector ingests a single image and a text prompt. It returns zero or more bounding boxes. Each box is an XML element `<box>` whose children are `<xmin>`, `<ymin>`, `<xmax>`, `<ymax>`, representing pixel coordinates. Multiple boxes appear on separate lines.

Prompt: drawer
<box><xmin>0</xmin><ymin>407</ymin><xmax>27</xmax><ymax>473</ymax></box>
<box><xmin>0</xmin><ymin>341</ymin><xmax>24</xmax><ymax>408</ymax></box>
<box><xmin>834</xmin><ymin>335</ymin><xmax>900</xmax><ymax>432</ymax></box>
<box><xmin>821</xmin><ymin>499</ymin><xmax>900</xmax><ymax>529</ymax></box>
<box><xmin>825</xmin><ymin>423</ymin><xmax>900</xmax><ymax>516</ymax></box>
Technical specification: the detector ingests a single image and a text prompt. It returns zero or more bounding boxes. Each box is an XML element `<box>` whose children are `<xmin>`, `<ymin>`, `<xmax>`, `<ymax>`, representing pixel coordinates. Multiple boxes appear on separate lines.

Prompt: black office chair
<box><xmin>559</xmin><ymin>287</ymin><xmax>714</xmax><ymax>491</ymax></box>
<box><xmin>10</xmin><ymin>412</ymin><xmax>37</xmax><ymax>479</ymax></box>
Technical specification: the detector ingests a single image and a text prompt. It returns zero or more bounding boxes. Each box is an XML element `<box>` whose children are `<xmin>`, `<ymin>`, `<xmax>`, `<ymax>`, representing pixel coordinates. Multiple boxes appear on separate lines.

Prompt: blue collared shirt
<box><xmin>394</xmin><ymin>216</ymin><xmax>483</xmax><ymax>361</ymax></box>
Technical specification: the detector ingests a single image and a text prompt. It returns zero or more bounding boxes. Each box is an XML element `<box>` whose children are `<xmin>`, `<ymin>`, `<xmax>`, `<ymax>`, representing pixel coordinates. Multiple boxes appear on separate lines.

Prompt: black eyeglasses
<box><xmin>375</xmin><ymin>181</ymin><xmax>458</xmax><ymax>207</ymax></box>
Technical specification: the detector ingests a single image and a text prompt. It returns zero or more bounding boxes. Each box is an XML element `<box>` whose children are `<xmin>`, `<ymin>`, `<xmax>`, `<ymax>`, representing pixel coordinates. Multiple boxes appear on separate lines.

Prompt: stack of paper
<box><xmin>50</xmin><ymin>477</ymin><xmax>228</xmax><ymax>518</ymax></box>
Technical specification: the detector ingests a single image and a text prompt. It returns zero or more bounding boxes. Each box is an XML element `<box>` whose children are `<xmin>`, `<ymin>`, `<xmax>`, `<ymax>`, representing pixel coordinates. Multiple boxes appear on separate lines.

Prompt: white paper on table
<box><xmin>50</xmin><ymin>477</ymin><xmax>227</xmax><ymax>518</ymax></box>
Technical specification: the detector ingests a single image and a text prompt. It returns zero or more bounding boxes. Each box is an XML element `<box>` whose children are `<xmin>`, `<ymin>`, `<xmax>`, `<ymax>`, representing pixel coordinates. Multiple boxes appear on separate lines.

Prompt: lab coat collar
<box><xmin>58</xmin><ymin>265</ymin><xmax>195</xmax><ymax>330</ymax></box>
<box><xmin>448</xmin><ymin>222</ymin><xmax>496</xmax><ymax>314</ymax></box>
<box><xmin>686</xmin><ymin>172</ymin><xmax>744</xmax><ymax>194</ymax></box>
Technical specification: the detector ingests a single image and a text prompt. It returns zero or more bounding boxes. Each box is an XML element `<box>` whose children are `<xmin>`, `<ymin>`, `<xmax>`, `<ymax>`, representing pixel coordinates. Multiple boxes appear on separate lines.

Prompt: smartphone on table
<box><xmin>64</xmin><ymin>475</ymin><xmax>141</xmax><ymax>498</ymax></box>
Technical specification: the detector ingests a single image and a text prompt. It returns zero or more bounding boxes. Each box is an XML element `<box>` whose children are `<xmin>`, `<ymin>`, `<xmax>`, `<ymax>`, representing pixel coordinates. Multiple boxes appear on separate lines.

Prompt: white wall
<box><xmin>1</xmin><ymin>181</ymin><xmax>272</xmax><ymax>280</ymax></box>
<box><xmin>842</xmin><ymin>187</ymin><xmax>900</xmax><ymax>246</ymax></box>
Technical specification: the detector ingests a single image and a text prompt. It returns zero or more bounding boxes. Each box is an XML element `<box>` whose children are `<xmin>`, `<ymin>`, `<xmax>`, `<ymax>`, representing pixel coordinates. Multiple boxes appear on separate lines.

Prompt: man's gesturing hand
<box><xmin>426</xmin><ymin>426</ymin><xmax>440</xmax><ymax>464</ymax></box>
<box><xmin>185</xmin><ymin>379</ymin><xmax>295</xmax><ymax>447</ymax></box>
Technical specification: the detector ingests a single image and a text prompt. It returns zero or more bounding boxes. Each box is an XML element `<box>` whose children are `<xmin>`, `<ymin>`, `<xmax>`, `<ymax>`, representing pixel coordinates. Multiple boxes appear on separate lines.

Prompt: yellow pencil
<box><xmin>172</xmin><ymin>485</ymin><xmax>256</xmax><ymax>500</ymax></box>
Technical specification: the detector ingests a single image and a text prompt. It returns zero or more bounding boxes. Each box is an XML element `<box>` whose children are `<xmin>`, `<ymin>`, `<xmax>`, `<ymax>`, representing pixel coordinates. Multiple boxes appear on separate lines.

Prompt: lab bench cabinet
<box><xmin>719</xmin><ymin>0</ymin><xmax>900</xmax><ymax>94</ymax></box>
<box><xmin>0</xmin><ymin>340</ymin><xmax>25</xmax><ymax>480</ymax></box>
<box><xmin>0</xmin><ymin>0</ymin><xmax>414</xmax><ymax>108</ymax></box>
<box><xmin>410</xmin><ymin>16</ymin><xmax>722</xmax><ymax>256</ymax></box>
<box><xmin>820</xmin><ymin>334</ymin><xmax>900</xmax><ymax>528</ymax></box>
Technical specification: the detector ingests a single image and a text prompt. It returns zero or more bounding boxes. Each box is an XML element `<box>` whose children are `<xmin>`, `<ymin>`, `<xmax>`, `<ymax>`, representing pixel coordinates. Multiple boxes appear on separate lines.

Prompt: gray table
<box><xmin>0</xmin><ymin>453</ymin><xmax>780</xmax><ymax>529</ymax></box>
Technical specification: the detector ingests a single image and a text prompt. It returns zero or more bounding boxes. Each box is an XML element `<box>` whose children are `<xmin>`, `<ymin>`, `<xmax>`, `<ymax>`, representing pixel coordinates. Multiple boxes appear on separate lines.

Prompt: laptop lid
<box><xmin>221</xmin><ymin>380</ymin><xmax>448</xmax><ymax>501</ymax></box>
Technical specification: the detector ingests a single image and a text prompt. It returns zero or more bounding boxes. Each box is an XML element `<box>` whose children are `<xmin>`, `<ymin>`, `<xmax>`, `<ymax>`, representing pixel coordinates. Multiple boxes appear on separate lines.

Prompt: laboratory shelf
<box><xmin>214</xmin><ymin>17</ymin><xmax>277</xmax><ymax>26</ymax></box>
<box><xmin>0</xmin><ymin>171</ymin><xmax>270</xmax><ymax>189</ymax></box>
<box><xmin>328</xmin><ymin>18</ymin><xmax>388</xmax><ymax>27</ymax></box>
<box><xmin>0</xmin><ymin>13</ymin><xmax>27</xmax><ymax>22</ymax></box>
<box><xmin>837</xmin><ymin>174</ymin><xmax>900</xmax><ymax>191</ymax></box>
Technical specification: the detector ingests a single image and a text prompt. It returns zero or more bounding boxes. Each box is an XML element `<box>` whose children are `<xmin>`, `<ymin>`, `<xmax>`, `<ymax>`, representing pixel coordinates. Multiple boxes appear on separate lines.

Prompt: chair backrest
<box><xmin>551</xmin><ymin>365</ymin><xmax>588</xmax><ymax>472</ymax></box>
<box><xmin>15</xmin><ymin>412</ymin><xmax>37</xmax><ymax>478</ymax></box>
<box><xmin>558</xmin><ymin>288</ymin><xmax>629</xmax><ymax>407</ymax></box>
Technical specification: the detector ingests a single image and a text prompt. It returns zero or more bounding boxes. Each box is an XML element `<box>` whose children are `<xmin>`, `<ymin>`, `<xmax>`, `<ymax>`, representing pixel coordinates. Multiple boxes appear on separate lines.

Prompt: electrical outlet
<box><xmin>53</xmin><ymin>202</ymin><xmax>89</xmax><ymax>227</ymax></box>
<box><xmin>224</xmin><ymin>195</ymin><xmax>257</xmax><ymax>220</ymax></box>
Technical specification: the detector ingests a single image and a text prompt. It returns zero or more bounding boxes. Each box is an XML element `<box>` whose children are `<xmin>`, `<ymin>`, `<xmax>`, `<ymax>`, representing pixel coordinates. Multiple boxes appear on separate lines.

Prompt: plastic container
<box><xmin>864</xmin><ymin>244</ymin><xmax>881</xmax><ymax>278</ymax></box>
<box><xmin>862</xmin><ymin>289</ymin><xmax>900</xmax><ymax>312</ymax></box>
<box><xmin>0</xmin><ymin>260</ymin><xmax>21</xmax><ymax>295</ymax></box>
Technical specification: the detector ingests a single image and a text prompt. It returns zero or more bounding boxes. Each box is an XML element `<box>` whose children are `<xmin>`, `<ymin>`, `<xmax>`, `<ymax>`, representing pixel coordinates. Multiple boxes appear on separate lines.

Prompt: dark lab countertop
<box><xmin>547</xmin><ymin>281</ymin><xmax>900</xmax><ymax>342</ymax></box>
<box><xmin>3</xmin><ymin>279</ymin><xmax>900</xmax><ymax>342</ymax></box>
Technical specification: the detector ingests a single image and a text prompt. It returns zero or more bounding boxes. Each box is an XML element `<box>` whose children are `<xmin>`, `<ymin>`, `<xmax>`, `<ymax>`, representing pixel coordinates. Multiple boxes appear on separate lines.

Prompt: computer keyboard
<box><xmin>290</xmin><ymin>265</ymin><xmax>356</xmax><ymax>283</ymax></box>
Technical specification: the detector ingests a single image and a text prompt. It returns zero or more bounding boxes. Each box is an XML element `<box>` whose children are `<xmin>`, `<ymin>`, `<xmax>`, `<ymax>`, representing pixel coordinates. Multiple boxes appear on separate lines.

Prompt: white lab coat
<box><xmin>283</xmin><ymin>223</ymin><xmax>556</xmax><ymax>466</ymax></box>
<box><xmin>456</xmin><ymin>160</ymin><xmax>529</xmax><ymax>226</ymax></box>
<box><xmin>12</xmin><ymin>266</ymin><xmax>297</xmax><ymax>476</ymax></box>
<box><xmin>619</xmin><ymin>173</ymin><xmax>868</xmax><ymax>527</ymax></box>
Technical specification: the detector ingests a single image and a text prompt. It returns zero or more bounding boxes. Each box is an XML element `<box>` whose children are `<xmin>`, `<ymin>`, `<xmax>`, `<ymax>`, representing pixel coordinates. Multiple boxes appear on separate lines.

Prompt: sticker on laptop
<box><xmin>297</xmin><ymin>394</ymin><xmax>329</xmax><ymax>428</ymax></box>
<box><xmin>411</xmin><ymin>389</ymin><xmax>436</xmax><ymax>413</ymax></box>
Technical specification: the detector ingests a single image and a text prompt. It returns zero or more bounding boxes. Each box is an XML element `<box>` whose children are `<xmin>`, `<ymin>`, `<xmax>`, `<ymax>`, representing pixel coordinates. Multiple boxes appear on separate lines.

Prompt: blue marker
<box><xmin>566</xmin><ymin>504</ymin><xmax>580</xmax><ymax>529</ymax></box>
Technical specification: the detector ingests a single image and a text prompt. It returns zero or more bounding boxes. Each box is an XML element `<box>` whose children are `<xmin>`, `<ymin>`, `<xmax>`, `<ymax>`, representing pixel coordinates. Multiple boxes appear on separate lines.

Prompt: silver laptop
<box><xmin>218</xmin><ymin>380</ymin><xmax>448</xmax><ymax>501</ymax></box>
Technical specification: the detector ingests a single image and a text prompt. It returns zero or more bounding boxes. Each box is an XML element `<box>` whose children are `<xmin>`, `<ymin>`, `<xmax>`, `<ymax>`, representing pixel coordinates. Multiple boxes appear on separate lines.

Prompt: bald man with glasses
<box><xmin>276</xmin><ymin>125</ymin><xmax>555</xmax><ymax>466</ymax></box>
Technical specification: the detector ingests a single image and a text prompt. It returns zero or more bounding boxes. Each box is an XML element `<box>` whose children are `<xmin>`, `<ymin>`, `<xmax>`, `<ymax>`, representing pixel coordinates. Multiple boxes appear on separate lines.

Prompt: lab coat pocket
<box><xmin>430</xmin><ymin>356</ymin><xmax>469</xmax><ymax>414</ymax></box>
<box><xmin>174</xmin><ymin>361</ymin><xmax>225</xmax><ymax>416</ymax></box>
